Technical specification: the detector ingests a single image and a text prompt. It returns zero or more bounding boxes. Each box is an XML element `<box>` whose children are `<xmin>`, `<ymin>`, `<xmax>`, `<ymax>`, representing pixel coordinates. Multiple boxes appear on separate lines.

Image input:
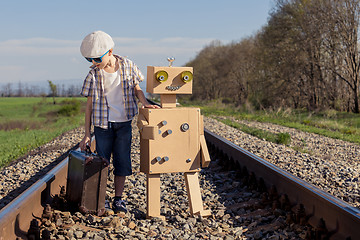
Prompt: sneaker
<box><xmin>112</xmin><ymin>198</ymin><xmax>127</xmax><ymax>213</ymax></box>
<box><xmin>105</xmin><ymin>200</ymin><xmax>110</xmax><ymax>209</ymax></box>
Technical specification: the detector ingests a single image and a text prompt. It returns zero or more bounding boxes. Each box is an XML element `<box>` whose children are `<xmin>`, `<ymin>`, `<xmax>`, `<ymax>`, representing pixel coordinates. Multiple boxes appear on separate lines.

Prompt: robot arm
<box><xmin>199</xmin><ymin>115</ymin><xmax>211</xmax><ymax>168</ymax></box>
<box><xmin>137</xmin><ymin>113</ymin><xmax>158</xmax><ymax>140</ymax></box>
<box><xmin>200</xmin><ymin>135</ymin><xmax>211</xmax><ymax>168</ymax></box>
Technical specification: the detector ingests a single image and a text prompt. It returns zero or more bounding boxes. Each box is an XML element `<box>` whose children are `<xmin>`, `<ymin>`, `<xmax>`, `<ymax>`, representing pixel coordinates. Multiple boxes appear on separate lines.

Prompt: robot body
<box><xmin>137</xmin><ymin>62</ymin><xmax>211</xmax><ymax>219</ymax></box>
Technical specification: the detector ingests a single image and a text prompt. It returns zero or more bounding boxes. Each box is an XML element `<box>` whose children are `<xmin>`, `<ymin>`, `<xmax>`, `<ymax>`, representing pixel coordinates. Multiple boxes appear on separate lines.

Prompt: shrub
<box><xmin>58</xmin><ymin>99</ymin><xmax>80</xmax><ymax>117</ymax></box>
<box><xmin>324</xmin><ymin>109</ymin><xmax>337</xmax><ymax>119</ymax></box>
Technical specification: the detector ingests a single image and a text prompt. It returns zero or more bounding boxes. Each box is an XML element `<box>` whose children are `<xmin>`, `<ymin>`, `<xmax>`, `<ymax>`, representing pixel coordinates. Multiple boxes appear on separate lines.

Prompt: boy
<box><xmin>79</xmin><ymin>30</ymin><xmax>158</xmax><ymax>213</ymax></box>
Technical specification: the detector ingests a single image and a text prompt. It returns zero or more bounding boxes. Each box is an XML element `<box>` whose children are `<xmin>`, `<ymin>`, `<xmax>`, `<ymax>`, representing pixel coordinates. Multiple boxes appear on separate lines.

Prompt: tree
<box><xmin>48</xmin><ymin>80</ymin><xmax>57</xmax><ymax>104</ymax></box>
<box><xmin>329</xmin><ymin>0</ymin><xmax>360</xmax><ymax>113</ymax></box>
<box><xmin>185</xmin><ymin>0</ymin><xmax>360</xmax><ymax>113</ymax></box>
<box><xmin>254</xmin><ymin>0</ymin><xmax>360</xmax><ymax>112</ymax></box>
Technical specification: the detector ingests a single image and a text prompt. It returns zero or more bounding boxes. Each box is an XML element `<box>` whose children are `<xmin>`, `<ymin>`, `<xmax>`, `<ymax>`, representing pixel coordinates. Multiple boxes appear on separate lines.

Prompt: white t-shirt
<box><xmin>102</xmin><ymin>69</ymin><xmax>128</xmax><ymax>122</ymax></box>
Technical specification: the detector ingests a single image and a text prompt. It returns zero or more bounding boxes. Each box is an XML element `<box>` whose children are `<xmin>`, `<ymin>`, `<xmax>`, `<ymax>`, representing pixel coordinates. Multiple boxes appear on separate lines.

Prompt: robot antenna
<box><xmin>167</xmin><ymin>57</ymin><xmax>175</xmax><ymax>67</ymax></box>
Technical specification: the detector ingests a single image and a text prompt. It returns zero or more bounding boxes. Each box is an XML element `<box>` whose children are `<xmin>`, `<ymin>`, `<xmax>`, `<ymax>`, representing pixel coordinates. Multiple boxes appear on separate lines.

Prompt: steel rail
<box><xmin>0</xmin><ymin>138</ymin><xmax>96</xmax><ymax>240</ymax></box>
<box><xmin>0</xmin><ymin>157</ymin><xmax>68</xmax><ymax>239</ymax></box>
<box><xmin>204</xmin><ymin>128</ymin><xmax>360</xmax><ymax>239</ymax></box>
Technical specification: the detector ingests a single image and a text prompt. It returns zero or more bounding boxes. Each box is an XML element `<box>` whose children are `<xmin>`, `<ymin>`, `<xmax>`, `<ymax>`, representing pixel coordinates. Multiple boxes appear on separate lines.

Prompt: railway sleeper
<box><xmin>204</xmin><ymin>130</ymin><xmax>360</xmax><ymax>239</ymax></box>
<box><xmin>212</xmin><ymin>149</ymin><xmax>330</xmax><ymax>239</ymax></box>
<box><xmin>207</xmin><ymin>140</ymin><xmax>338</xmax><ymax>239</ymax></box>
<box><xmin>238</xmin><ymin>171</ymin><xmax>339</xmax><ymax>240</ymax></box>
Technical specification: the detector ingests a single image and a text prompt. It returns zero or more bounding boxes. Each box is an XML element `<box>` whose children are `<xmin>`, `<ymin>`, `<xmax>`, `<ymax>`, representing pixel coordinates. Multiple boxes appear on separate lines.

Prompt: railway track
<box><xmin>205</xmin><ymin>130</ymin><xmax>360</xmax><ymax>239</ymax></box>
<box><xmin>0</xmin><ymin>126</ymin><xmax>359</xmax><ymax>239</ymax></box>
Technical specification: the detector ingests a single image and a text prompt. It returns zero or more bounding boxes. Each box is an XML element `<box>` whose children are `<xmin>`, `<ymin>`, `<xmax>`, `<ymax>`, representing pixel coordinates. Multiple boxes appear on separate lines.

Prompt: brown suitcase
<box><xmin>66</xmin><ymin>148</ymin><xmax>109</xmax><ymax>216</ymax></box>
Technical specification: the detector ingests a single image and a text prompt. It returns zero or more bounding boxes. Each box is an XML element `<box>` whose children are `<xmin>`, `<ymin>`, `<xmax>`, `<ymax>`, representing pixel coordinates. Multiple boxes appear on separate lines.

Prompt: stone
<box><xmin>128</xmin><ymin>221</ymin><xmax>136</xmax><ymax>230</ymax></box>
<box><xmin>101</xmin><ymin>217</ymin><xmax>112</xmax><ymax>225</ymax></box>
<box><xmin>74</xmin><ymin>230</ymin><xmax>84</xmax><ymax>238</ymax></box>
<box><xmin>55</xmin><ymin>218</ymin><xmax>63</xmax><ymax>227</ymax></box>
<box><xmin>109</xmin><ymin>217</ymin><xmax>123</xmax><ymax>229</ymax></box>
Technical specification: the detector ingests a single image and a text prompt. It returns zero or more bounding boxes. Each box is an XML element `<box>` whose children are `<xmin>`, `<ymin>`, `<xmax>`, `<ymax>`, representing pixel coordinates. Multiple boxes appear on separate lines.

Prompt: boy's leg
<box><xmin>94</xmin><ymin>126</ymin><xmax>113</xmax><ymax>162</ymax></box>
<box><xmin>115</xmin><ymin>176</ymin><xmax>126</xmax><ymax>197</ymax></box>
<box><xmin>112</xmin><ymin>121</ymin><xmax>132</xmax><ymax>197</ymax></box>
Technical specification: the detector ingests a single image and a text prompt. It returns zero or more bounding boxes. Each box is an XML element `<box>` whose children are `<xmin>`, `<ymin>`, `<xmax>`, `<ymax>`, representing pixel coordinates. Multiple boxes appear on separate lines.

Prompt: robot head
<box><xmin>146</xmin><ymin>64</ymin><xmax>193</xmax><ymax>95</ymax></box>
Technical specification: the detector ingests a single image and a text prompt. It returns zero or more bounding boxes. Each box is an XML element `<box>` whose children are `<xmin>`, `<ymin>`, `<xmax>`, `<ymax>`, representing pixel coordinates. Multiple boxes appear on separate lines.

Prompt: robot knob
<box><xmin>181</xmin><ymin>123</ymin><xmax>190</xmax><ymax>132</ymax></box>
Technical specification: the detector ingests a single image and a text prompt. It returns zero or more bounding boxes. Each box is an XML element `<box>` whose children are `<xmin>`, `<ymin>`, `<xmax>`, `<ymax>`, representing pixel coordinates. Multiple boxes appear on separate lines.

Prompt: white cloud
<box><xmin>112</xmin><ymin>37</ymin><xmax>151</xmax><ymax>44</ymax></box>
<box><xmin>114</xmin><ymin>37</ymin><xmax>214</xmax><ymax>58</ymax></box>
<box><xmin>0</xmin><ymin>36</ymin><xmax>219</xmax><ymax>83</ymax></box>
<box><xmin>1</xmin><ymin>38</ymin><xmax>79</xmax><ymax>46</ymax></box>
<box><xmin>0</xmin><ymin>38</ymin><xmax>80</xmax><ymax>56</ymax></box>
<box><xmin>0</xmin><ymin>36</ymin><xmax>215</xmax><ymax>57</ymax></box>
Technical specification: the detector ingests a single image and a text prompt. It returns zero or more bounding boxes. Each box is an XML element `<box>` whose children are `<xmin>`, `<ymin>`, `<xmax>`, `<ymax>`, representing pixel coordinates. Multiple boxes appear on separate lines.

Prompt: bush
<box><xmin>58</xmin><ymin>99</ymin><xmax>80</xmax><ymax>117</ymax></box>
<box><xmin>324</xmin><ymin>109</ymin><xmax>337</xmax><ymax>119</ymax></box>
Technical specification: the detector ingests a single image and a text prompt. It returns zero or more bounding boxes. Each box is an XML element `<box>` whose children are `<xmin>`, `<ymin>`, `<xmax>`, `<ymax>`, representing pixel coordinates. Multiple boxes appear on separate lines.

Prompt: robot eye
<box><xmin>155</xmin><ymin>71</ymin><xmax>168</xmax><ymax>82</ymax></box>
<box><xmin>181</xmin><ymin>71</ymin><xmax>193</xmax><ymax>83</ymax></box>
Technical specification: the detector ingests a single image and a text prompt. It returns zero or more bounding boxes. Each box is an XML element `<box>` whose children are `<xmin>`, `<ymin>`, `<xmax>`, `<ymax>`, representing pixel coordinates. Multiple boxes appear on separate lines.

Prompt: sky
<box><xmin>0</xmin><ymin>0</ymin><xmax>274</xmax><ymax>92</ymax></box>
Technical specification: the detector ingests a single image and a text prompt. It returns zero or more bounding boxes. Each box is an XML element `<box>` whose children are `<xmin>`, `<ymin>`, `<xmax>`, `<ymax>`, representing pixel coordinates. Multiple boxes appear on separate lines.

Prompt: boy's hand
<box><xmin>143</xmin><ymin>103</ymin><xmax>160</xmax><ymax>109</ymax></box>
<box><xmin>80</xmin><ymin>135</ymin><xmax>91</xmax><ymax>151</ymax></box>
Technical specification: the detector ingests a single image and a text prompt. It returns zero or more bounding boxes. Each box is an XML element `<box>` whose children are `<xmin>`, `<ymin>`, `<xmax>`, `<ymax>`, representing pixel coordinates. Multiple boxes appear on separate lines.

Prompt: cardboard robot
<box><xmin>137</xmin><ymin>58</ymin><xmax>211</xmax><ymax>219</ymax></box>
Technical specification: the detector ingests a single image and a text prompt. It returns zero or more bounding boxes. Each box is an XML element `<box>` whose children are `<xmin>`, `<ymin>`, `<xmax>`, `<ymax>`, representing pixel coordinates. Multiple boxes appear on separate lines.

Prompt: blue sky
<box><xmin>0</xmin><ymin>0</ymin><xmax>274</xmax><ymax>91</ymax></box>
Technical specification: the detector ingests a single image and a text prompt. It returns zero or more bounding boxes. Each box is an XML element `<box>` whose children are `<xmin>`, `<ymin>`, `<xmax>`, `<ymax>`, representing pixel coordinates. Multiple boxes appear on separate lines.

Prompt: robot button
<box><xmin>181</xmin><ymin>123</ymin><xmax>190</xmax><ymax>132</ymax></box>
<box><xmin>163</xmin><ymin>156</ymin><xmax>169</xmax><ymax>162</ymax></box>
<box><xmin>186</xmin><ymin>158</ymin><xmax>191</xmax><ymax>163</ymax></box>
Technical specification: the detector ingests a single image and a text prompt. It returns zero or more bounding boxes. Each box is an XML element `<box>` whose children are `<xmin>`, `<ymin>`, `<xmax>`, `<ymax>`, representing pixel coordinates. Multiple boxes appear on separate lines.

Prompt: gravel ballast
<box><xmin>0</xmin><ymin>116</ymin><xmax>358</xmax><ymax>239</ymax></box>
<box><xmin>205</xmin><ymin>117</ymin><xmax>360</xmax><ymax>208</ymax></box>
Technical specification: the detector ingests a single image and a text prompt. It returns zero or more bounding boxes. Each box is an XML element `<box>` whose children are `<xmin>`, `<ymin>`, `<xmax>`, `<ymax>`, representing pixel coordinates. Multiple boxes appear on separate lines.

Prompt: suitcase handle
<box><xmin>101</xmin><ymin>157</ymin><xmax>110</xmax><ymax>167</ymax></box>
<box><xmin>85</xmin><ymin>145</ymin><xmax>92</xmax><ymax>155</ymax></box>
<box><xmin>85</xmin><ymin>157</ymin><xmax>109</xmax><ymax>167</ymax></box>
<box><xmin>83</xmin><ymin>145</ymin><xmax>110</xmax><ymax>167</ymax></box>
<box><xmin>85</xmin><ymin>157</ymin><xmax>94</xmax><ymax>165</ymax></box>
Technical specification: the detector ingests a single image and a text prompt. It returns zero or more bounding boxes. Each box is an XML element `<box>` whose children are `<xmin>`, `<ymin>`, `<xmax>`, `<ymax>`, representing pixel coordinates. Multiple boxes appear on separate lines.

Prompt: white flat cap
<box><xmin>80</xmin><ymin>31</ymin><xmax>115</xmax><ymax>58</ymax></box>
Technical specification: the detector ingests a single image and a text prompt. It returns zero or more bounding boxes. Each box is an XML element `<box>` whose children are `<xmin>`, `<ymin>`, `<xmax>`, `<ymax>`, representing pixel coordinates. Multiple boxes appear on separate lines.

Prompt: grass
<box><xmin>215</xmin><ymin>117</ymin><xmax>292</xmax><ymax>145</ymax></box>
<box><xmin>180</xmin><ymin>99</ymin><xmax>360</xmax><ymax>144</ymax></box>
<box><xmin>0</xmin><ymin>97</ymin><xmax>86</xmax><ymax>168</ymax></box>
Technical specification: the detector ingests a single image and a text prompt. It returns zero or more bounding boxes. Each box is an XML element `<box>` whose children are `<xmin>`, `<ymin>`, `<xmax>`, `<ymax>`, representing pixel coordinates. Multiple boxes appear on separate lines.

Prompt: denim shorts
<box><xmin>94</xmin><ymin>121</ymin><xmax>132</xmax><ymax>176</ymax></box>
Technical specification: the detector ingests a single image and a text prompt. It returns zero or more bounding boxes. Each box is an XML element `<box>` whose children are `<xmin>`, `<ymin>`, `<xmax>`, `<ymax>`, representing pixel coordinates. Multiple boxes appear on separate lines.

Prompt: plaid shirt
<box><xmin>80</xmin><ymin>55</ymin><xmax>144</xmax><ymax>129</ymax></box>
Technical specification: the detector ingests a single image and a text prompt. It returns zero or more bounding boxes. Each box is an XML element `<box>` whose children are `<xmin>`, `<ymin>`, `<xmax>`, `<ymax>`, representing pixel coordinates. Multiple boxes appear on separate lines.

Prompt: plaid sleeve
<box><xmin>80</xmin><ymin>71</ymin><xmax>94</xmax><ymax>97</ymax></box>
<box><xmin>131</xmin><ymin>62</ymin><xmax>144</xmax><ymax>85</ymax></box>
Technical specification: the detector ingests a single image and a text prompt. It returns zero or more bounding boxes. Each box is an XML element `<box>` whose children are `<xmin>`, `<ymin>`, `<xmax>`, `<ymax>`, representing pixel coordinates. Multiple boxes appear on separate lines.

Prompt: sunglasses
<box><xmin>85</xmin><ymin>50</ymin><xmax>109</xmax><ymax>63</ymax></box>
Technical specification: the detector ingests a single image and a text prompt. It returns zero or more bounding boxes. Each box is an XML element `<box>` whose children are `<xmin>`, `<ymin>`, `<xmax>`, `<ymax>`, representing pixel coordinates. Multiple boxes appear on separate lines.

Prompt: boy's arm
<box><xmin>134</xmin><ymin>84</ymin><xmax>160</xmax><ymax>108</ymax></box>
<box><xmin>80</xmin><ymin>96</ymin><xmax>92</xmax><ymax>150</ymax></box>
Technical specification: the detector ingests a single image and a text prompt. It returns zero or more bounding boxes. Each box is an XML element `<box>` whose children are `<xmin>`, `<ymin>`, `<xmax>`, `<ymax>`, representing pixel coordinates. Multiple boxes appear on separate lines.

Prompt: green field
<box><xmin>0</xmin><ymin>97</ymin><xmax>86</xmax><ymax>168</ymax></box>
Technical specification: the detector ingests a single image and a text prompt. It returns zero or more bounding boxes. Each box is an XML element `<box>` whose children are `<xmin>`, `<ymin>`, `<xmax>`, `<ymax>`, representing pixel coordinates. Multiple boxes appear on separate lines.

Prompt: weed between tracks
<box><xmin>214</xmin><ymin>117</ymin><xmax>292</xmax><ymax>145</ymax></box>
